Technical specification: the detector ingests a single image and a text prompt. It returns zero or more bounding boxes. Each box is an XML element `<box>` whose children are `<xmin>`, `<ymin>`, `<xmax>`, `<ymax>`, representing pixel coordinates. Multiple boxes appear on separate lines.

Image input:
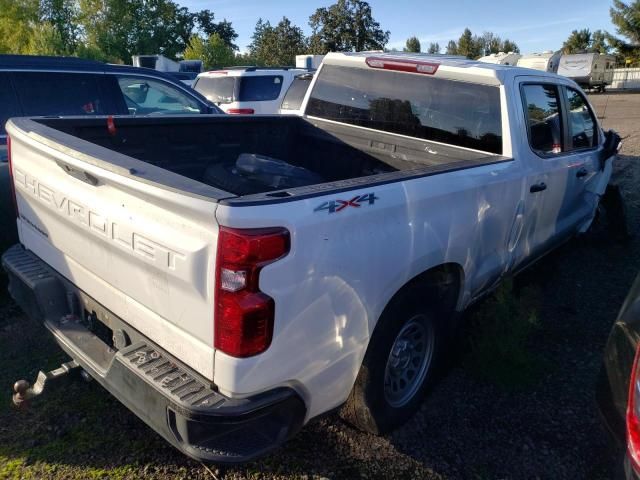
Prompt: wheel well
<box><xmin>386</xmin><ymin>263</ymin><xmax>464</xmax><ymax>320</ymax></box>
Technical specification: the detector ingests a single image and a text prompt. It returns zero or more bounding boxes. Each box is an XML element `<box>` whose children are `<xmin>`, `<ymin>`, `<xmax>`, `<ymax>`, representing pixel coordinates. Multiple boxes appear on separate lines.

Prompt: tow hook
<box><xmin>12</xmin><ymin>360</ymin><xmax>83</xmax><ymax>408</ymax></box>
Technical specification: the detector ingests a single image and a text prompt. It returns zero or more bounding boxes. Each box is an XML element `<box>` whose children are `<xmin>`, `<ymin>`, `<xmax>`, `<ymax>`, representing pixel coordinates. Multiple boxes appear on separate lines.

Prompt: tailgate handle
<box><xmin>56</xmin><ymin>161</ymin><xmax>99</xmax><ymax>186</ymax></box>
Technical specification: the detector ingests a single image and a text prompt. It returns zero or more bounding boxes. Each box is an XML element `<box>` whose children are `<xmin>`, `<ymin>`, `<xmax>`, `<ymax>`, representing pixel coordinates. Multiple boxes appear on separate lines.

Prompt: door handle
<box><xmin>530</xmin><ymin>182</ymin><xmax>547</xmax><ymax>193</ymax></box>
<box><xmin>576</xmin><ymin>167</ymin><xmax>589</xmax><ymax>178</ymax></box>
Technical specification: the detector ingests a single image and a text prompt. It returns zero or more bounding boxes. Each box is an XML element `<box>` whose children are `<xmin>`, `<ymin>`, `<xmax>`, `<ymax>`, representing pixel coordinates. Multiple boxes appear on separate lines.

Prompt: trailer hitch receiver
<box><xmin>12</xmin><ymin>360</ymin><xmax>81</xmax><ymax>408</ymax></box>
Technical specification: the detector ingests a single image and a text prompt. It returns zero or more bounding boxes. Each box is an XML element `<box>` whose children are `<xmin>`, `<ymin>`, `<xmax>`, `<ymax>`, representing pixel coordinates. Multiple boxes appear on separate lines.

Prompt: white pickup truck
<box><xmin>2</xmin><ymin>52</ymin><xmax>620</xmax><ymax>462</ymax></box>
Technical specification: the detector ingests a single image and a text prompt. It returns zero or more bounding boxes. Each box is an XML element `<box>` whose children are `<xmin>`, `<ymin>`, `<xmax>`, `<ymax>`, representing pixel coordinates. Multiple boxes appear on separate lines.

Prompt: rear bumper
<box><xmin>2</xmin><ymin>244</ymin><xmax>306</xmax><ymax>463</ymax></box>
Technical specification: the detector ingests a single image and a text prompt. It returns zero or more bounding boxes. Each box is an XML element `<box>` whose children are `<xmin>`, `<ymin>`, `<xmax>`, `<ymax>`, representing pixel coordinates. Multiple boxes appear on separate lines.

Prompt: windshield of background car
<box><xmin>194</xmin><ymin>76</ymin><xmax>235</xmax><ymax>104</ymax></box>
<box><xmin>117</xmin><ymin>76</ymin><xmax>202</xmax><ymax>115</ymax></box>
<box><xmin>306</xmin><ymin>64</ymin><xmax>503</xmax><ymax>155</ymax></box>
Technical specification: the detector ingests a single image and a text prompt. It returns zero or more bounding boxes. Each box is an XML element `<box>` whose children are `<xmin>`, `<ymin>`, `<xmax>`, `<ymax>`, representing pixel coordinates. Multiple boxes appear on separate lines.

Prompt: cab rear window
<box><xmin>306</xmin><ymin>65</ymin><xmax>503</xmax><ymax>154</ymax></box>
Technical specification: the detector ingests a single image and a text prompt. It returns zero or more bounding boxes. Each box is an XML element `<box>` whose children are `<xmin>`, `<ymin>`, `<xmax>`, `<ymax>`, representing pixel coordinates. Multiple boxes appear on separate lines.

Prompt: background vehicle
<box><xmin>517</xmin><ymin>51</ymin><xmax>562</xmax><ymax>72</ymax></box>
<box><xmin>477</xmin><ymin>52</ymin><xmax>522</xmax><ymax>65</ymax></box>
<box><xmin>0</xmin><ymin>54</ymin><xmax>220</xmax><ymax>254</ymax></box>
<box><xmin>278</xmin><ymin>72</ymin><xmax>314</xmax><ymax>115</ymax></box>
<box><xmin>194</xmin><ymin>66</ymin><xmax>310</xmax><ymax>114</ymax></box>
<box><xmin>599</xmin><ymin>273</ymin><xmax>640</xmax><ymax>480</ymax></box>
<box><xmin>296</xmin><ymin>54</ymin><xmax>325</xmax><ymax>69</ymax></box>
<box><xmin>167</xmin><ymin>71</ymin><xmax>199</xmax><ymax>87</ymax></box>
<box><xmin>3</xmin><ymin>52</ymin><xmax>620</xmax><ymax>463</ymax></box>
<box><xmin>132</xmin><ymin>54</ymin><xmax>179</xmax><ymax>72</ymax></box>
<box><xmin>558</xmin><ymin>53</ymin><xmax>616</xmax><ymax>92</ymax></box>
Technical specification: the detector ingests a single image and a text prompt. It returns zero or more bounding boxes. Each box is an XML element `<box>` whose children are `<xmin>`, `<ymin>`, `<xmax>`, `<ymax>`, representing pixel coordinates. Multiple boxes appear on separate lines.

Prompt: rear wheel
<box><xmin>341</xmin><ymin>283</ymin><xmax>446</xmax><ymax>434</ymax></box>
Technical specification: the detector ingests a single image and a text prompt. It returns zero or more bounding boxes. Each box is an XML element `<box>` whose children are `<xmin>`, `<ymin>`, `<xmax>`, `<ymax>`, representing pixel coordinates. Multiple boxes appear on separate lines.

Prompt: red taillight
<box><xmin>365</xmin><ymin>56</ymin><xmax>439</xmax><ymax>75</ymax></box>
<box><xmin>627</xmin><ymin>343</ymin><xmax>640</xmax><ymax>473</ymax></box>
<box><xmin>227</xmin><ymin>108</ymin><xmax>255</xmax><ymax>115</ymax></box>
<box><xmin>215</xmin><ymin>227</ymin><xmax>290</xmax><ymax>357</ymax></box>
<box><xmin>7</xmin><ymin>136</ymin><xmax>17</xmax><ymax>219</ymax></box>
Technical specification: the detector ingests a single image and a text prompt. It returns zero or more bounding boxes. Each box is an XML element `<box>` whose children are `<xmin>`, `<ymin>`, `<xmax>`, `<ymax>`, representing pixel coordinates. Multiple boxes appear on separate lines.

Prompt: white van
<box><xmin>194</xmin><ymin>67</ymin><xmax>309</xmax><ymax>114</ymax></box>
<box><xmin>517</xmin><ymin>51</ymin><xmax>562</xmax><ymax>73</ymax></box>
<box><xmin>557</xmin><ymin>53</ymin><xmax>616</xmax><ymax>92</ymax></box>
<box><xmin>477</xmin><ymin>52</ymin><xmax>522</xmax><ymax>66</ymax></box>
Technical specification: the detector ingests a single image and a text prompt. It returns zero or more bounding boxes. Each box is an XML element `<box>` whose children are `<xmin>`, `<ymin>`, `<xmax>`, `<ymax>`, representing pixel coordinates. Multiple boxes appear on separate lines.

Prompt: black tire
<box><xmin>341</xmin><ymin>283</ymin><xmax>446</xmax><ymax>434</ymax></box>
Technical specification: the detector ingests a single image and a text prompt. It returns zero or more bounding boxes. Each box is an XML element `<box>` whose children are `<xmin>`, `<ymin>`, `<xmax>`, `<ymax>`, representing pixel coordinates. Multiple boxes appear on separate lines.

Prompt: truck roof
<box><xmin>198</xmin><ymin>66</ymin><xmax>311</xmax><ymax>77</ymax></box>
<box><xmin>0</xmin><ymin>54</ymin><xmax>201</xmax><ymax>86</ymax></box>
<box><xmin>322</xmin><ymin>51</ymin><xmax>561</xmax><ymax>85</ymax></box>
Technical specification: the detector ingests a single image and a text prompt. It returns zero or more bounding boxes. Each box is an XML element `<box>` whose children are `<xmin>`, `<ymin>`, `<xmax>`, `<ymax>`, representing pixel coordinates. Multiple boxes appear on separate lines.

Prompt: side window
<box><xmin>565</xmin><ymin>88</ymin><xmax>597</xmax><ymax>150</ymax></box>
<box><xmin>0</xmin><ymin>73</ymin><xmax>20</xmax><ymax>137</ymax></box>
<box><xmin>280</xmin><ymin>76</ymin><xmax>311</xmax><ymax>111</ymax></box>
<box><xmin>238</xmin><ymin>76</ymin><xmax>283</xmax><ymax>102</ymax></box>
<box><xmin>116</xmin><ymin>76</ymin><xmax>202</xmax><ymax>115</ymax></box>
<box><xmin>13</xmin><ymin>72</ymin><xmax>106</xmax><ymax>116</ymax></box>
<box><xmin>522</xmin><ymin>84</ymin><xmax>563</xmax><ymax>156</ymax></box>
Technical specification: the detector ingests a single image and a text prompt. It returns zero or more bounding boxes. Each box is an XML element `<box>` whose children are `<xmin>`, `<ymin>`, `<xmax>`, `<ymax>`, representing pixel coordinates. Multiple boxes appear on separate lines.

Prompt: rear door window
<box><xmin>13</xmin><ymin>72</ymin><xmax>106</xmax><ymax>116</ymax></box>
<box><xmin>521</xmin><ymin>84</ymin><xmax>563</xmax><ymax>156</ymax></box>
<box><xmin>238</xmin><ymin>76</ymin><xmax>283</xmax><ymax>102</ymax></box>
<box><xmin>306</xmin><ymin>65</ymin><xmax>503</xmax><ymax>154</ymax></box>
<box><xmin>280</xmin><ymin>75</ymin><xmax>312</xmax><ymax>111</ymax></box>
<box><xmin>116</xmin><ymin>76</ymin><xmax>203</xmax><ymax>115</ymax></box>
<box><xmin>564</xmin><ymin>87</ymin><xmax>597</xmax><ymax>150</ymax></box>
<box><xmin>194</xmin><ymin>76</ymin><xmax>235</xmax><ymax>104</ymax></box>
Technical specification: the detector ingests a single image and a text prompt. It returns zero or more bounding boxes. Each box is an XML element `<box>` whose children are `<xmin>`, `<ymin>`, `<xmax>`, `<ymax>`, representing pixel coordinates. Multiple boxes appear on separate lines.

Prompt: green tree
<box><xmin>78</xmin><ymin>0</ymin><xmax>207</xmax><ymax>63</ymax></box>
<box><xmin>457</xmin><ymin>28</ymin><xmax>480</xmax><ymax>58</ymax></box>
<box><xmin>194</xmin><ymin>9</ymin><xmax>238</xmax><ymax>50</ymax></box>
<box><xmin>427</xmin><ymin>42</ymin><xmax>440</xmax><ymax>54</ymax></box>
<box><xmin>501</xmin><ymin>38</ymin><xmax>519</xmax><ymax>53</ymax></box>
<box><xmin>0</xmin><ymin>0</ymin><xmax>40</xmax><ymax>54</ymax></box>
<box><xmin>40</xmin><ymin>0</ymin><xmax>78</xmax><ymax>54</ymax></box>
<box><xmin>404</xmin><ymin>36</ymin><xmax>421</xmax><ymax>53</ymax></box>
<box><xmin>445</xmin><ymin>39</ymin><xmax>458</xmax><ymax>55</ymax></box>
<box><xmin>590</xmin><ymin>29</ymin><xmax>610</xmax><ymax>54</ymax></box>
<box><xmin>608</xmin><ymin>0</ymin><xmax>640</xmax><ymax>65</ymax></box>
<box><xmin>25</xmin><ymin>22</ymin><xmax>66</xmax><ymax>55</ymax></box>
<box><xmin>248</xmin><ymin>18</ymin><xmax>271</xmax><ymax>60</ymax></box>
<box><xmin>308</xmin><ymin>0</ymin><xmax>390</xmax><ymax>53</ymax></box>
<box><xmin>562</xmin><ymin>28</ymin><xmax>592</xmax><ymax>54</ymax></box>
<box><xmin>183</xmin><ymin>33</ymin><xmax>235</xmax><ymax>70</ymax></box>
<box><xmin>251</xmin><ymin>17</ymin><xmax>307</xmax><ymax>66</ymax></box>
<box><xmin>610</xmin><ymin>0</ymin><xmax>640</xmax><ymax>44</ymax></box>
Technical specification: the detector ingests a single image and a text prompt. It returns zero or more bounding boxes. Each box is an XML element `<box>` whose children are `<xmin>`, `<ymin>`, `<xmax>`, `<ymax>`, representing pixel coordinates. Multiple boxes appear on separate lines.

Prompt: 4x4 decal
<box><xmin>314</xmin><ymin>193</ymin><xmax>379</xmax><ymax>214</ymax></box>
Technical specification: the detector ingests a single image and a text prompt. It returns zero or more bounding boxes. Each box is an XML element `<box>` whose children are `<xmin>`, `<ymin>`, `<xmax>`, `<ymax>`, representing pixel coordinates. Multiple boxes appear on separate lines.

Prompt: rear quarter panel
<box><xmin>214</xmin><ymin>157</ymin><xmax>526</xmax><ymax>419</ymax></box>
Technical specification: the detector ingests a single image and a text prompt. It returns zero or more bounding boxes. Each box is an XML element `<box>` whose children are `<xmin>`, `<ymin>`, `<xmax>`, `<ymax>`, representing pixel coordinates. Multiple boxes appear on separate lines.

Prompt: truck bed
<box><xmin>26</xmin><ymin>115</ymin><xmax>511</xmax><ymax>204</ymax></box>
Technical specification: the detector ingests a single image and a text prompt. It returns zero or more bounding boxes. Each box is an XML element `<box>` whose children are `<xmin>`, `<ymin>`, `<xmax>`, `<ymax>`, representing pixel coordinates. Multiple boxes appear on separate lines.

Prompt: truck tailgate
<box><xmin>7</xmin><ymin>121</ymin><xmax>219</xmax><ymax>380</ymax></box>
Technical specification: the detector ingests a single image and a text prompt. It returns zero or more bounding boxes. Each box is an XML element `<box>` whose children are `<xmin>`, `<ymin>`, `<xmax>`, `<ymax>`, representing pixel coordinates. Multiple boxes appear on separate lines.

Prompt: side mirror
<box><xmin>127</xmin><ymin>83</ymin><xmax>150</xmax><ymax>104</ymax></box>
<box><xmin>599</xmin><ymin>129</ymin><xmax>621</xmax><ymax>169</ymax></box>
<box><xmin>207</xmin><ymin>103</ymin><xmax>224</xmax><ymax>114</ymax></box>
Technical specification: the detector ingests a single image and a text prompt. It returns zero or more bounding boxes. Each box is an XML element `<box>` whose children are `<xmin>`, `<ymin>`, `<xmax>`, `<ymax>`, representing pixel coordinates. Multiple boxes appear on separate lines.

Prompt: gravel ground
<box><xmin>1</xmin><ymin>92</ymin><xmax>639</xmax><ymax>480</ymax></box>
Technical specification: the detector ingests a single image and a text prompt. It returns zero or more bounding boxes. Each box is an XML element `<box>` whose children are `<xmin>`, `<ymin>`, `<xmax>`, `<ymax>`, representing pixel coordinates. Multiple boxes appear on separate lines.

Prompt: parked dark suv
<box><xmin>0</xmin><ymin>54</ymin><xmax>221</xmax><ymax>251</ymax></box>
<box><xmin>598</xmin><ymin>273</ymin><xmax>640</xmax><ymax>479</ymax></box>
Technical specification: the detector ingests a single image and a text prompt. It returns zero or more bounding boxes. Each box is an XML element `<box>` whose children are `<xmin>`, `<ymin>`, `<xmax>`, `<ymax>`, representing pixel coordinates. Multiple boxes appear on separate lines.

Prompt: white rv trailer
<box><xmin>295</xmin><ymin>54</ymin><xmax>325</xmax><ymax>69</ymax></box>
<box><xmin>517</xmin><ymin>51</ymin><xmax>562</xmax><ymax>73</ymax></box>
<box><xmin>557</xmin><ymin>53</ymin><xmax>616</xmax><ymax>91</ymax></box>
<box><xmin>132</xmin><ymin>54</ymin><xmax>179</xmax><ymax>72</ymax></box>
<box><xmin>477</xmin><ymin>52</ymin><xmax>522</xmax><ymax>66</ymax></box>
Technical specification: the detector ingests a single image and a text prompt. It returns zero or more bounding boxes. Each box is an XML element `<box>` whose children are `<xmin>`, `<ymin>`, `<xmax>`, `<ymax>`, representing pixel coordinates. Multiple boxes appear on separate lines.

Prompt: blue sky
<box><xmin>180</xmin><ymin>0</ymin><xmax>616</xmax><ymax>54</ymax></box>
